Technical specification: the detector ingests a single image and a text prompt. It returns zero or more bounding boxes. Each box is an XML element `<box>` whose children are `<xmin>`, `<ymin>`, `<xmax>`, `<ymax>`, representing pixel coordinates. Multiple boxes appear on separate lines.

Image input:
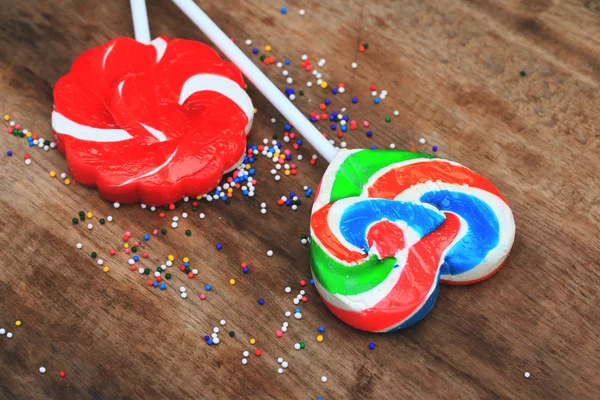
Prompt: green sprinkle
<box><xmin>385</xmin><ymin>116</ymin><xmax>391</xmax><ymax>123</ymax></box>
<box><xmin>79</xmin><ymin>211</ymin><xmax>85</xmax><ymax>221</ymax></box>
<box><xmin>185</xmin><ymin>230</ymin><xmax>192</xmax><ymax>236</ymax></box>
<box><xmin>18</xmin><ymin>131</ymin><xmax>24</xmax><ymax>138</ymax></box>
<box><xmin>72</xmin><ymin>218</ymin><xmax>79</xmax><ymax>224</ymax></box>
<box><xmin>229</xmin><ymin>331</ymin><xmax>235</xmax><ymax>337</ymax></box>
<box><xmin>225</xmin><ymin>199</ymin><xmax>231</xmax><ymax>205</ymax></box>
<box><xmin>157</xmin><ymin>267</ymin><xmax>163</xmax><ymax>272</ymax></box>
<box><xmin>300</xmin><ymin>233</ymin><xmax>307</xmax><ymax>239</ymax></box>
<box><xmin>184</xmin><ymin>267</ymin><xmax>190</xmax><ymax>274</ymax></box>
<box><xmin>363</xmin><ymin>42</ymin><xmax>369</xmax><ymax>49</ymax></box>
<box><xmin>12</xmin><ymin>129</ymin><xmax>18</xmax><ymax>136</ymax></box>
<box><xmin>165</xmin><ymin>273</ymin><xmax>171</xmax><ymax>279</ymax></box>
<box><xmin>91</xmin><ymin>252</ymin><xmax>97</xmax><ymax>259</ymax></box>
<box><xmin>144</xmin><ymin>268</ymin><xmax>150</xmax><ymax>275</ymax></box>
<box><xmin>131</xmin><ymin>246</ymin><xmax>137</xmax><ymax>253</ymax></box>
<box><xmin>192</xmin><ymin>206</ymin><xmax>198</xmax><ymax>212</ymax></box>
<box><xmin>272</xmin><ymin>133</ymin><xmax>278</xmax><ymax>139</ymax></box>
<box><xmin>299</xmin><ymin>90</ymin><xmax>304</xmax><ymax>96</ymax></box>
<box><xmin>519</xmin><ymin>70</ymin><xmax>527</xmax><ymax>77</ymax></box>
<box><xmin>299</xmin><ymin>342</ymin><xmax>305</xmax><ymax>349</ymax></box>
<box><xmin>259</xmin><ymin>55</ymin><xmax>266</xmax><ymax>61</ymax></box>
<box><xmin>99</xmin><ymin>218</ymin><xmax>105</xmax><ymax>225</ymax></box>
<box><xmin>161</xmin><ymin>229</ymin><xmax>167</xmax><ymax>235</ymax></box>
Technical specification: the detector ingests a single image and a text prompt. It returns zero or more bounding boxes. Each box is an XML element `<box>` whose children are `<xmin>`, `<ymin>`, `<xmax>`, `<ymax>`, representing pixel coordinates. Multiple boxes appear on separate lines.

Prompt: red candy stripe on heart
<box><xmin>52</xmin><ymin>36</ymin><xmax>254</xmax><ymax>205</ymax></box>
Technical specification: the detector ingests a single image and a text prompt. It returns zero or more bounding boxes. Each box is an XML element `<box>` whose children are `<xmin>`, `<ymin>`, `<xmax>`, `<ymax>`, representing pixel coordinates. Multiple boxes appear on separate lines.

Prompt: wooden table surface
<box><xmin>1</xmin><ymin>0</ymin><xmax>599</xmax><ymax>399</ymax></box>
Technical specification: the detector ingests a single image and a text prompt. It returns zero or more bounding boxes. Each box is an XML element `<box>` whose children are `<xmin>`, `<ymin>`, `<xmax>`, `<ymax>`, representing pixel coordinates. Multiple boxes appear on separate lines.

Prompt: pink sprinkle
<box><xmin>152</xmin><ymin>229</ymin><xmax>158</xmax><ymax>235</ymax></box>
<box><xmin>350</xmin><ymin>120</ymin><xmax>357</xmax><ymax>125</ymax></box>
<box><xmin>278</xmin><ymin>158</ymin><xmax>284</xmax><ymax>164</ymax></box>
<box><xmin>6</xmin><ymin>127</ymin><xmax>11</xmax><ymax>133</ymax></box>
<box><xmin>142</xmin><ymin>251</ymin><xmax>149</xmax><ymax>258</ymax></box>
<box><xmin>15</xmin><ymin>124</ymin><xmax>21</xmax><ymax>130</ymax></box>
<box><xmin>252</xmin><ymin>179</ymin><xmax>257</xmax><ymax>184</ymax></box>
<box><xmin>363</xmin><ymin>121</ymin><xmax>370</xmax><ymax>127</ymax></box>
<box><xmin>284</xmin><ymin>149</ymin><xmax>291</xmax><ymax>155</ymax></box>
<box><xmin>125</xmin><ymin>249</ymin><xmax>131</xmax><ymax>254</ymax></box>
<box><xmin>276</xmin><ymin>330</ymin><xmax>283</xmax><ymax>338</ymax></box>
<box><xmin>134</xmin><ymin>241</ymin><xmax>140</xmax><ymax>246</ymax></box>
<box><xmin>200</xmin><ymin>293</ymin><xmax>206</xmax><ymax>300</ymax></box>
<box><xmin>125</xmin><ymin>231</ymin><xmax>131</xmax><ymax>236</ymax></box>
<box><xmin>109</xmin><ymin>249</ymin><xmax>116</xmax><ymax>255</ymax></box>
<box><xmin>290</xmin><ymin>163</ymin><xmax>296</xmax><ymax>169</ymax></box>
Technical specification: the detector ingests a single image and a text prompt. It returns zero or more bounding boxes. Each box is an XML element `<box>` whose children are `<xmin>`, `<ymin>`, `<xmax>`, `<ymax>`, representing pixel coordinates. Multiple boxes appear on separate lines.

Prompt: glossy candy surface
<box><xmin>310</xmin><ymin>149</ymin><xmax>515</xmax><ymax>332</ymax></box>
<box><xmin>52</xmin><ymin>36</ymin><xmax>253</xmax><ymax>205</ymax></box>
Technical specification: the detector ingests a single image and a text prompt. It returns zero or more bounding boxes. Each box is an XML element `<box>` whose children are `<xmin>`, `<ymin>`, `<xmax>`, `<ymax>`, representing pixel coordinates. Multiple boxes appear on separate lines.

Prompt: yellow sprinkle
<box><xmin>253</xmin><ymin>108</ymin><xmax>258</xmax><ymax>114</ymax></box>
<box><xmin>15</xmin><ymin>320</ymin><xmax>21</xmax><ymax>327</ymax></box>
<box><xmin>279</xmin><ymin>154</ymin><xmax>285</xmax><ymax>159</ymax></box>
<box><xmin>274</xmin><ymin>153</ymin><xmax>280</xmax><ymax>158</ymax></box>
<box><xmin>86</xmin><ymin>212</ymin><xmax>93</xmax><ymax>219</ymax></box>
<box><xmin>103</xmin><ymin>266</ymin><xmax>110</xmax><ymax>273</ymax></box>
<box><xmin>317</xmin><ymin>335</ymin><xmax>324</xmax><ymax>342</ymax></box>
<box><xmin>265</xmin><ymin>45</ymin><xmax>272</xmax><ymax>52</ymax></box>
<box><xmin>64</xmin><ymin>178</ymin><xmax>71</xmax><ymax>185</ymax></box>
<box><xmin>182</xmin><ymin>257</ymin><xmax>189</xmax><ymax>263</ymax></box>
<box><xmin>3</xmin><ymin>114</ymin><xmax>9</xmax><ymax>121</ymax></box>
<box><xmin>249</xmin><ymin>338</ymin><xmax>256</xmax><ymax>345</ymax></box>
<box><xmin>229</xmin><ymin>278</ymin><xmax>236</xmax><ymax>285</ymax></box>
<box><xmin>227</xmin><ymin>188</ymin><xmax>233</xmax><ymax>193</ymax></box>
<box><xmin>284</xmin><ymin>170</ymin><xmax>291</xmax><ymax>176</ymax></box>
<box><xmin>26</xmin><ymin>132</ymin><xmax>32</xmax><ymax>137</ymax></box>
<box><xmin>320</xmin><ymin>81</ymin><xmax>328</xmax><ymax>89</ymax></box>
<box><xmin>168</xmin><ymin>255</ymin><xmax>175</xmax><ymax>261</ymax></box>
<box><xmin>49</xmin><ymin>171</ymin><xmax>56</xmax><ymax>178</ymax></box>
<box><xmin>123</xmin><ymin>243</ymin><xmax>129</xmax><ymax>249</ymax></box>
<box><xmin>196</xmin><ymin>195</ymin><xmax>202</xmax><ymax>200</ymax></box>
<box><xmin>245</xmin><ymin>164</ymin><xmax>251</xmax><ymax>170</ymax></box>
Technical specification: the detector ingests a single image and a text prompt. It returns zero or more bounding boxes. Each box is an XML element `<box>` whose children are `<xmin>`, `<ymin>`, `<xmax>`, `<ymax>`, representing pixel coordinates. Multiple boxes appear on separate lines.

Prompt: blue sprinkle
<box><xmin>324</xmin><ymin>99</ymin><xmax>331</xmax><ymax>105</ymax></box>
<box><xmin>366</xmin><ymin>131</ymin><xmax>373</xmax><ymax>137</ymax></box>
<box><xmin>318</xmin><ymin>398</ymin><xmax>323</xmax><ymax>400</ymax></box>
<box><xmin>374</xmin><ymin>97</ymin><xmax>380</xmax><ymax>104</ymax></box>
<box><xmin>143</xmin><ymin>234</ymin><xmax>150</xmax><ymax>241</ymax></box>
<box><xmin>204</xmin><ymin>335</ymin><xmax>210</xmax><ymax>341</ymax></box>
<box><xmin>290</xmin><ymin>192</ymin><xmax>296</xmax><ymax>197</ymax></box>
<box><xmin>310</xmin><ymin>279</ymin><xmax>315</xmax><ymax>285</ymax></box>
<box><xmin>205</xmin><ymin>284</ymin><xmax>212</xmax><ymax>291</ymax></box>
<box><xmin>152</xmin><ymin>281</ymin><xmax>158</xmax><ymax>287</ymax></box>
<box><xmin>297</xmin><ymin>139</ymin><xmax>303</xmax><ymax>145</ymax></box>
<box><xmin>280</xmin><ymin>7</ymin><xmax>287</xmax><ymax>14</ymax></box>
<box><xmin>343</xmin><ymin>115</ymin><xmax>349</xmax><ymax>121</ymax></box>
<box><xmin>432</xmin><ymin>145</ymin><xmax>438</xmax><ymax>152</ymax></box>
<box><xmin>295</xmin><ymin>308</ymin><xmax>301</xmax><ymax>313</ymax></box>
<box><xmin>207</xmin><ymin>339</ymin><xmax>213</xmax><ymax>345</ymax></box>
<box><xmin>258</xmin><ymin>298</ymin><xmax>265</xmax><ymax>305</ymax></box>
<box><xmin>216</xmin><ymin>243</ymin><xmax>223</xmax><ymax>250</ymax></box>
<box><xmin>371</xmin><ymin>145</ymin><xmax>377</xmax><ymax>149</ymax></box>
<box><xmin>285</xmin><ymin>200</ymin><xmax>292</xmax><ymax>206</ymax></box>
<box><xmin>285</xmin><ymin>88</ymin><xmax>294</xmax><ymax>96</ymax></box>
<box><xmin>331</xmin><ymin>87</ymin><xmax>337</xmax><ymax>94</ymax></box>
<box><xmin>330</xmin><ymin>124</ymin><xmax>337</xmax><ymax>130</ymax></box>
<box><xmin>331</xmin><ymin>111</ymin><xmax>338</xmax><ymax>117</ymax></box>
<box><xmin>133</xmin><ymin>256</ymin><xmax>139</xmax><ymax>262</ymax></box>
<box><xmin>184</xmin><ymin>262</ymin><xmax>189</xmax><ymax>267</ymax></box>
<box><xmin>351</xmin><ymin>97</ymin><xmax>358</xmax><ymax>104</ymax></box>
<box><xmin>242</xmin><ymin>267</ymin><xmax>249</xmax><ymax>273</ymax></box>
<box><xmin>6</xmin><ymin>150</ymin><xmax>12</xmax><ymax>156</ymax></box>
<box><xmin>242</xmin><ymin>190</ymin><xmax>249</xmax><ymax>196</ymax></box>
<box><xmin>318</xmin><ymin>325</ymin><xmax>325</xmax><ymax>333</ymax></box>
<box><xmin>284</xmin><ymin>123</ymin><xmax>292</xmax><ymax>130</ymax></box>
<box><xmin>341</xmin><ymin>125</ymin><xmax>348</xmax><ymax>132</ymax></box>
<box><xmin>310</xmin><ymin>116</ymin><xmax>317</xmax><ymax>122</ymax></box>
<box><xmin>285</xmin><ymin>59</ymin><xmax>291</xmax><ymax>65</ymax></box>
<box><xmin>369</xmin><ymin>343</ymin><xmax>376</xmax><ymax>350</ymax></box>
<box><xmin>252</xmin><ymin>48</ymin><xmax>259</xmax><ymax>54</ymax></box>
<box><xmin>248</xmin><ymin>168</ymin><xmax>255</xmax><ymax>175</ymax></box>
<box><xmin>159</xmin><ymin>283</ymin><xmax>167</xmax><ymax>290</ymax></box>
<box><xmin>285</xmin><ymin>154</ymin><xmax>292</xmax><ymax>160</ymax></box>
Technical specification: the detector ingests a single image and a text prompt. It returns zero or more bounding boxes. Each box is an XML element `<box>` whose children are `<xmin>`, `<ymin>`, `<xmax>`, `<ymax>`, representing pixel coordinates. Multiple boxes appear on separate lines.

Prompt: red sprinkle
<box><xmin>254</xmin><ymin>349</ymin><xmax>262</xmax><ymax>357</ymax></box>
<box><xmin>299</xmin><ymin>280</ymin><xmax>307</xmax><ymax>287</ymax></box>
<box><xmin>59</xmin><ymin>371</ymin><xmax>66</xmax><ymax>378</ymax></box>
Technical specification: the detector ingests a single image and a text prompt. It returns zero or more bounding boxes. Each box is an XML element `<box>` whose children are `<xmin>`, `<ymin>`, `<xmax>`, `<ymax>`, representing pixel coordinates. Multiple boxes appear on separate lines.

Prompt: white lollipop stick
<box><xmin>130</xmin><ymin>0</ymin><xmax>152</xmax><ymax>43</ymax></box>
<box><xmin>171</xmin><ymin>0</ymin><xmax>338</xmax><ymax>163</ymax></box>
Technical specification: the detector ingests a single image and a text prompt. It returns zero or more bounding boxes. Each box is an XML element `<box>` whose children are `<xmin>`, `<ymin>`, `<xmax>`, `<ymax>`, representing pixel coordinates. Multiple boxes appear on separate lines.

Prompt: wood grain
<box><xmin>1</xmin><ymin>0</ymin><xmax>599</xmax><ymax>399</ymax></box>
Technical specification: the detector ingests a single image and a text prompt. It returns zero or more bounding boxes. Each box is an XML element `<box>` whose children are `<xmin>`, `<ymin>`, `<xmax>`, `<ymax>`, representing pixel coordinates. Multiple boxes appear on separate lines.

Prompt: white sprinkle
<box><xmin>299</xmin><ymin>290</ymin><xmax>306</xmax><ymax>295</ymax></box>
<box><xmin>282</xmin><ymin>70</ymin><xmax>289</xmax><ymax>76</ymax></box>
<box><xmin>278</xmin><ymin>368</ymin><xmax>284</xmax><ymax>374</ymax></box>
<box><xmin>297</xmin><ymin>154</ymin><xmax>303</xmax><ymax>161</ymax></box>
<box><xmin>293</xmin><ymin>298</ymin><xmax>300</xmax><ymax>305</ymax></box>
<box><xmin>291</xmin><ymin>205</ymin><xmax>298</xmax><ymax>211</ymax></box>
<box><xmin>150</xmin><ymin>206</ymin><xmax>156</xmax><ymax>211</ymax></box>
<box><xmin>172</xmin><ymin>216</ymin><xmax>179</xmax><ymax>222</ymax></box>
<box><xmin>339</xmin><ymin>87</ymin><xmax>346</xmax><ymax>93</ymax></box>
<box><xmin>179</xmin><ymin>287</ymin><xmax>186</xmax><ymax>293</ymax></box>
<box><xmin>283</xmin><ymin>322</ymin><xmax>289</xmax><ymax>327</ymax></box>
<box><xmin>351</xmin><ymin>62</ymin><xmax>358</xmax><ymax>69</ymax></box>
<box><xmin>181</xmin><ymin>212</ymin><xmax>188</xmax><ymax>219</ymax></box>
<box><xmin>524</xmin><ymin>372</ymin><xmax>531</xmax><ymax>378</ymax></box>
<box><xmin>0</xmin><ymin>328</ymin><xmax>5</xmax><ymax>335</ymax></box>
<box><xmin>261</xmin><ymin>209</ymin><xmax>267</xmax><ymax>215</ymax></box>
<box><xmin>213</xmin><ymin>337</ymin><xmax>220</xmax><ymax>344</ymax></box>
<box><xmin>39</xmin><ymin>367</ymin><xmax>46</xmax><ymax>374</ymax></box>
<box><xmin>321</xmin><ymin>376</ymin><xmax>328</xmax><ymax>383</ymax></box>
<box><xmin>294</xmin><ymin>343</ymin><xmax>301</xmax><ymax>350</ymax></box>
<box><xmin>306</xmin><ymin>81</ymin><xmax>313</xmax><ymax>87</ymax></box>
<box><xmin>260</xmin><ymin>202</ymin><xmax>267</xmax><ymax>208</ymax></box>
<box><xmin>281</xmin><ymin>326</ymin><xmax>287</xmax><ymax>332</ymax></box>
<box><xmin>285</xmin><ymin>287</ymin><xmax>292</xmax><ymax>293</ymax></box>
<box><xmin>220</xmin><ymin>320</ymin><xmax>226</xmax><ymax>326</ymax></box>
<box><xmin>267</xmin><ymin>250</ymin><xmax>274</xmax><ymax>257</ymax></box>
<box><xmin>180</xmin><ymin>292</ymin><xmax>188</xmax><ymax>299</ymax></box>
<box><xmin>166</xmin><ymin>260</ymin><xmax>173</xmax><ymax>267</ymax></box>
<box><xmin>128</xmin><ymin>259</ymin><xmax>135</xmax><ymax>265</ymax></box>
<box><xmin>284</xmin><ymin>311</ymin><xmax>291</xmax><ymax>317</ymax></box>
<box><xmin>87</xmin><ymin>223</ymin><xmax>93</xmax><ymax>230</ymax></box>
<box><xmin>60</xmin><ymin>172</ymin><xmax>67</xmax><ymax>179</ymax></box>
<box><xmin>286</xmin><ymin>77</ymin><xmax>293</xmax><ymax>84</ymax></box>
<box><xmin>394</xmin><ymin>110</ymin><xmax>399</xmax><ymax>116</ymax></box>
<box><xmin>299</xmin><ymin>9</ymin><xmax>305</xmax><ymax>15</ymax></box>
<box><xmin>107</xmin><ymin>216</ymin><xmax>113</xmax><ymax>222</ymax></box>
<box><xmin>76</xmin><ymin>243</ymin><xmax>83</xmax><ymax>249</ymax></box>
<box><xmin>141</xmin><ymin>203</ymin><xmax>147</xmax><ymax>209</ymax></box>
<box><xmin>389</xmin><ymin>143</ymin><xmax>396</xmax><ymax>149</ymax></box>
<box><xmin>242</xmin><ymin>358</ymin><xmax>248</xmax><ymax>365</ymax></box>
<box><xmin>6</xmin><ymin>332</ymin><xmax>13</xmax><ymax>339</ymax></box>
<box><xmin>274</xmin><ymin>175</ymin><xmax>281</xmax><ymax>181</ymax></box>
<box><xmin>419</xmin><ymin>138</ymin><xmax>426</xmax><ymax>144</ymax></box>
<box><xmin>243</xmin><ymin>351</ymin><xmax>250</xmax><ymax>357</ymax></box>
<box><xmin>171</xmin><ymin>222</ymin><xmax>178</xmax><ymax>229</ymax></box>
<box><xmin>294</xmin><ymin>312</ymin><xmax>302</xmax><ymax>319</ymax></box>
<box><xmin>25</xmin><ymin>159</ymin><xmax>31</xmax><ymax>165</ymax></box>
<box><xmin>289</xmin><ymin>94</ymin><xmax>296</xmax><ymax>101</ymax></box>
<box><xmin>192</xmin><ymin>269</ymin><xmax>198</xmax><ymax>275</ymax></box>
<box><xmin>301</xmin><ymin>54</ymin><xmax>308</xmax><ymax>61</ymax></box>
<box><xmin>199</xmin><ymin>213</ymin><xmax>205</xmax><ymax>219</ymax></box>
<box><xmin>113</xmin><ymin>202</ymin><xmax>120</xmax><ymax>209</ymax></box>
<box><xmin>9</xmin><ymin>121</ymin><xmax>15</xmax><ymax>126</ymax></box>
<box><xmin>138</xmin><ymin>267</ymin><xmax>144</xmax><ymax>274</ymax></box>
<box><xmin>282</xmin><ymin>361</ymin><xmax>288</xmax><ymax>368</ymax></box>
<box><xmin>277</xmin><ymin>357</ymin><xmax>283</xmax><ymax>364</ymax></box>
<box><xmin>213</xmin><ymin>327</ymin><xmax>219</xmax><ymax>334</ymax></box>
<box><xmin>245</xmin><ymin>39</ymin><xmax>252</xmax><ymax>45</ymax></box>
<box><xmin>97</xmin><ymin>259</ymin><xmax>104</xmax><ymax>266</ymax></box>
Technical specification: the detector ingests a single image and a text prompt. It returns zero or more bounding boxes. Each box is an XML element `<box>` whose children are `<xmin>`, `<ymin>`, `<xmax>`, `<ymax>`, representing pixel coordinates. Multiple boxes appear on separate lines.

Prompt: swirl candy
<box><xmin>52</xmin><ymin>36</ymin><xmax>253</xmax><ymax>205</ymax></box>
<box><xmin>310</xmin><ymin>149</ymin><xmax>516</xmax><ymax>332</ymax></box>
<box><xmin>169</xmin><ymin>2</ymin><xmax>517</xmax><ymax>332</ymax></box>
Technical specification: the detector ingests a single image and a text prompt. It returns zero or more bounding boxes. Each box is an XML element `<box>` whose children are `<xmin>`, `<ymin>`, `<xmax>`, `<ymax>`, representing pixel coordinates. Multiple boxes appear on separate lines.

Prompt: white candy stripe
<box><xmin>179</xmin><ymin>73</ymin><xmax>254</xmax><ymax>134</ymax></box>
<box><xmin>151</xmin><ymin>37</ymin><xmax>167</xmax><ymax>62</ymax></box>
<box><xmin>52</xmin><ymin>111</ymin><xmax>133</xmax><ymax>142</ymax></box>
<box><xmin>102</xmin><ymin>43</ymin><xmax>116</xmax><ymax>69</ymax></box>
<box><xmin>140</xmin><ymin>123</ymin><xmax>167</xmax><ymax>142</ymax></box>
<box><xmin>117</xmin><ymin>149</ymin><xmax>178</xmax><ymax>187</ymax></box>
